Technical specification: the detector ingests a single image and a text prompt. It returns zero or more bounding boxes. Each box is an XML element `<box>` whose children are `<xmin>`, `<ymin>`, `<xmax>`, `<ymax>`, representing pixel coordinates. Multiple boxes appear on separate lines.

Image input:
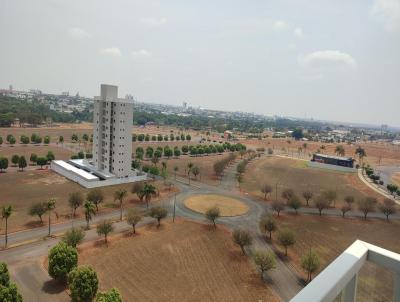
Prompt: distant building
<box><xmin>312</xmin><ymin>153</ymin><xmax>354</xmax><ymax>168</ymax></box>
<box><xmin>92</xmin><ymin>84</ymin><xmax>134</xmax><ymax>178</ymax></box>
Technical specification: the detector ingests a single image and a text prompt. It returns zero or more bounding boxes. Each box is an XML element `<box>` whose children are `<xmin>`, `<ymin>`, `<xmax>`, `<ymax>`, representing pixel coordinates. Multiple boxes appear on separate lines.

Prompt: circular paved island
<box><xmin>184</xmin><ymin>194</ymin><xmax>249</xmax><ymax>217</ymax></box>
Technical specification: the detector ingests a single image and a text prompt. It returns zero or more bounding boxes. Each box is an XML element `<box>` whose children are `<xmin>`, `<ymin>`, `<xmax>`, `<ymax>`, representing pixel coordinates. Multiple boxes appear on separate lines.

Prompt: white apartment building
<box><xmin>92</xmin><ymin>84</ymin><xmax>133</xmax><ymax>178</ymax></box>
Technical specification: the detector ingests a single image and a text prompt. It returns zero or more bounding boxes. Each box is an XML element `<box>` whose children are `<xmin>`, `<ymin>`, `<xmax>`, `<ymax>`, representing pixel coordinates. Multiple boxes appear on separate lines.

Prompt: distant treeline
<box><xmin>0</xmin><ymin>96</ymin><xmax>83</xmax><ymax>127</ymax></box>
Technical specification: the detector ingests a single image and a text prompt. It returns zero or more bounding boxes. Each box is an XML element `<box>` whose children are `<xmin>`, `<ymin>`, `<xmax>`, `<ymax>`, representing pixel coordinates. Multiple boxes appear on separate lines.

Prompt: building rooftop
<box><xmin>314</xmin><ymin>153</ymin><xmax>354</xmax><ymax>161</ymax></box>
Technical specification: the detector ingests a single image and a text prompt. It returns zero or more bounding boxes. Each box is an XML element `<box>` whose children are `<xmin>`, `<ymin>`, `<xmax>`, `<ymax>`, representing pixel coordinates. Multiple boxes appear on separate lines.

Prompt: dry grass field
<box><xmin>0</xmin><ymin>170</ymin><xmax>174</xmax><ymax>233</ymax></box>
<box><xmin>184</xmin><ymin>194</ymin><xmax>249</xmax><ymax>216</ymax></box>
<box><xmin>242</xmin><ymin>156</ymin><xmax>380</xmax><ymax>207</ymax></box>
<box><xmin>243</xmin><ymin>137</ymin><xmax>400</xmax><ymax>166</ymax></box>
<box><xmin>80</xmin><ymin>220</ymin><xmax>278</xmax><ymax>302</ymax></box>
<box><xmin>165</xmin><ymin>153</ymin><xmax>232</xmax><ymax>185</ymax></box>
<box><xmin>274</xmin><ymin>214</ymin><xmax>400</xmax><ymax>302</ymax></box>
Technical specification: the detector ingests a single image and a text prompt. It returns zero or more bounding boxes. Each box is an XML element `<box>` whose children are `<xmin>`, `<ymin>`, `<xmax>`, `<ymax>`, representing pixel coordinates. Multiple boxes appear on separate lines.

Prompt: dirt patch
<box><xmin>80</xmin><ymin>220</ymin><xmax>277</xmax><ymax>302</ymax></box>
<box><xmin>242</xmin><ymin>156</ymin><xmax>381</xmax><ymax>206</ymax></box>
<box><xmin>184</xmin><ymin>194</ymin><xmax>249</xmax><ymax>216</ymax></box>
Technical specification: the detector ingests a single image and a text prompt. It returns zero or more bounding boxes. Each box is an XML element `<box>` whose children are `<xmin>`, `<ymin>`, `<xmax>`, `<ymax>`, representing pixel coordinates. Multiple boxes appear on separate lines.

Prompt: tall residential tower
<box><xmin>92</xmin><ymin>84</ymin><xmax>133</xmax><ymax>178</ymax></box>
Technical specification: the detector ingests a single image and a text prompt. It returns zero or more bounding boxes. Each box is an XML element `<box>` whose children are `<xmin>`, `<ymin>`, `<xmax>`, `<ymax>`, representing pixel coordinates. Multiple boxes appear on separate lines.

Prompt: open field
<box><xmin>274</xmin><ymin>214</ymin><xmax>400</xmax><ymax>302</ymax></box>
<box><xmin>165</xmin><ymin>153</ymin><xmax>232</xmax><ymax>185</ymax></box>
<box><xmin>184</xmin><ymin>194</ymin><xmax>249</xmax><ymax>216</ymax></box>
<box><xmin>0</xmin><ymin>170</ymin><xmax>175</xmax><ymax>233</ymax></box>
<box><xmin>243</xmin><ymin>137</ymin><xmax>400</xmax><ymax>166</ymax></box>
<box><xmin>242</xmin><ymin>156</ymin><xmax>381</xmax><ymax>207</ymax></box>
<box><xmin>80</xmin><ymin>220</ymin><xmax>278</xmax><ymax>302</ymax></box>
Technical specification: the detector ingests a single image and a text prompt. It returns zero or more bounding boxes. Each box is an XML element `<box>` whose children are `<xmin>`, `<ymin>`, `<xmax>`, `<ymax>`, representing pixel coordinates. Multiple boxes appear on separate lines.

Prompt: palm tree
<box><xmin>187</xmin><ymin>162</ymin><xmax>194</xmax><ymax>185</ymax></box>
<box><xmin>84</xmin><ymin>201</ymin><xmax>96</xmax><ymax>229</ymax></box>
<box><xmin>355</xmin><ymin>146</ymin><xmax>366</xmax><ymax>167</ymax></box>
<box><xmin>335</xmin><ymin>145</ymin><xmax>345</xmax><ymax>157</ymax></box>
<box><xmin>46</xmin><ymin>198</ymin><xmax>56</xmax><ymax>236</ymax></box>
<box><xmin>114</xmin><ymin>189</ymin><xmax>128</xmax><ymax>221</ymax></box>
<box><xmin>2</xmin><ymin>205</ymin><xmax>12</xmax><ymax>248</ymax></box>
<box><xmin>142</xmin><ymin>183</ymin><xmax>157</xmax><ymax>208</ymax></box>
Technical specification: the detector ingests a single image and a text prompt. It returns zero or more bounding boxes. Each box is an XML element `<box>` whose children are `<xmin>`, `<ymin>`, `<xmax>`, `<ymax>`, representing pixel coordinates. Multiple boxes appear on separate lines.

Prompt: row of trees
<box><xmin>132</xmin><ymin>133</ymin><xmax>191</xmax><ymax>142</ymax></box>
<box><xmin>0</xmin><ymin>151</ymin><xmax>56</xmax><ymax>172</ymax></box>
<box><xmin>263</xmin><ymin>187</ymin><xmax>397</xmax><ymax>221</ymax></box>
<box><xmin>0</xmin><ymin>133</ymin><xmax>51</xmax><ymax>146</ymax></box>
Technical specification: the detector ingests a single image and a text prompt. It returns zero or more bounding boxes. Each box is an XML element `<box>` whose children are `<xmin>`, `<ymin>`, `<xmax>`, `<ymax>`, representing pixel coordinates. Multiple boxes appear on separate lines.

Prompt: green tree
<box><xmin>71</xmin><ymin>133</ymin><xmax>79</xmax><ymax>142</ymax></box>
<box><xmin>86</xmin><ymin>189</ymin><xmax>104</xmax><ymax>212</ymax></box>
<box><xmin>46</xmin><ymin>151</ymin><xmax>55</xmax><ymax>162</ymax></box>
<box><xmin>187</xmin><ymin>162</ymin><xmax>194</xmax><ymax>185</ymax></box>
<box><xmin>1</xmin><ymin>206</ymin><xmax>13</xmax><ymax>248</ymax></box>
<box><xmin>8</xmin><ymin>136</ymin><xmax>16</xmax><ymax>146</ymax></box>
<box><xmin>278</xmin><ymin>228</ymin><xmax>295</xmax><ymax>256</ymax></box>
<box><xmin>387</xmin><ymin>184</ymin><xmax>398</xmax><ymax>197</ymax></box>
<box><xmin>84</xmin><ymin>201</ymin><xmax>96</xmax><ymax>229</ymax></box>
<box><xmin>48</xmin><ymin>242</ymin><xmax>78</xmax><ymax>281</ymax></box>
<box><xmin>36</xmin><ymin>157</ymin><xmax>48</xmax><ymax>169</ymax></box>
<box><xmin>142</xmin><ymin>183</ymin><xmax>157</xmax><ymax>208</ymax></box>
<box><xmin>69</xmin><ymin>192</ymin><xmax>84</xmax><ymax>217</ymax></box>
<box><xmin>355</xmin><ymin>146</ymin><xmax>366</xmax><ymax>166</ymax></box>
<box><xmin>232</xmin><ymin>229</ymin><xmax>252</xmax><ymax>255</ymax></box>
<box><xmin>44</xmin><ymin>135</ymin><xmax>50</xmax><ymax>145</ymax></box>
<box><xmin>114</xmin><ymin>189</ymin><xmax>127</xmax><ymax>221</ymax></box>
<box><xmin>96</xmin><ymin>288</ymin><xmax>122</xmax><ymax>302</ymax></box>
<box><xmin>288</xmin><ymin>195</ymin><xmax>302</xmax><ymax>214</ymax></box>
<box><xmin>59</xmin><ymin>135</ymin><xmax>64</xmax><ymax>145</ymax></box>
<box><xmin>20</xmin><ymin>135</ymin><xmax>29</xmax><ymax>145</ymax></box>
<box><xmin>68</xmin><ymin>266</ymin><xmax>99</xmax><ymax>302</ymax></box>
<box><xmin>0</xmin><ymin>136</ymin><xmax>2</xmax><ymax>146</ymax></box>
<box><xmin>0</xmin><ymin>157</ymin><xmax>8</xmax><ymax>172</ymax></box>
<box><xmin>173</xmin><ymin>166</ymin><xmax>179</xmax><ymax>180</ymax></box>
<box><xmin>11</xmin><ymin>155</ymin><xmax>19</xmax><ymax>167</ymax></box>
<box><xmin>29</xmin><ymin>202</ymin><xmax>47</xmax><ymax>223</ymax></box>
<box><xmin>149</xmin><ymin>207</ymin><xmax>168</xmax><ymax>227</ymax></box>
<box><xmin>191</xmin><ymin>166</ymin><xmax>200</xmax><ymax>180</ymax></box>
<box><xmin>63</xmin><ymin>228</ymin><xmax>85</xmax><ymax>248</ymax></box>
<box><xmin>30</xmin><ymin>153</ymin><xmax>38</xmax><ymax>165</ymax></box>
<box><xmin>301</xmin><ymin>249</ymin><xmax>320</xmax><ymax>282</ymax></box>
<box><xmin>126</xmin><ymin>208</ymin><xmax>142</xmax><ymax>234</ymax></box>
<box><xmin>97</xmin><ymin>220</ymin><xmax>114</xmax><ymax>243</ymax></box>
<box><xmin>253</xmin><ymin>250</ymin><xmax>276</xmax><ymax>280</ymax></box>
<box><xmin>205</xmin><ymin>206</ymin><xmax>220</xmax><ymax>229</ymax></box>
<box><xmin>0</xmin><ymin>263</ymin><xmax>22</xmax><ymax>302</ymax></box>
<box><xmin>17</xmin><ymin>156</ymin><xmax>27</xmax><ymax>171</ymax></box>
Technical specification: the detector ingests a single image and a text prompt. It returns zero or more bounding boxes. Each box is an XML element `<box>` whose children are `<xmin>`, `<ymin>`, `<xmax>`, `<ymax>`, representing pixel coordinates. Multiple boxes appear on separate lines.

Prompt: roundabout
<box><xmin>183</xmin><ymin>194</ymin><xmax>249</xmax><ymax>217</ymax></box>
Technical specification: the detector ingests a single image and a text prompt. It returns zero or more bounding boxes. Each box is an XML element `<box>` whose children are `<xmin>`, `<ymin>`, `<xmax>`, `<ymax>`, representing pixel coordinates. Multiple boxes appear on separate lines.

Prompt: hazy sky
<box><xmin>1</xmin><ymin>0</ymin><xmax>399</xmax><ymax>126</ymax></box>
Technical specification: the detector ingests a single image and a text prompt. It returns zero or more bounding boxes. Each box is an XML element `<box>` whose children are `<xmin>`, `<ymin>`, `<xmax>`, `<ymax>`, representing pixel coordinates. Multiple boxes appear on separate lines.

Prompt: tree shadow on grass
<box><xmin>42</xmin><ymin>279</ymin><xmax>66</xmax><ymax>294</ymax></box>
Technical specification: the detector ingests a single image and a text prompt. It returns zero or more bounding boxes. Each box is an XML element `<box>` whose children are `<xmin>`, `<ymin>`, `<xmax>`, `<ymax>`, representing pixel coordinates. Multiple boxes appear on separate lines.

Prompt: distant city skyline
<box><xmin>1</xmin><ymin>0</ymin><xmax>399</xmax><ymax>126</ymax></box>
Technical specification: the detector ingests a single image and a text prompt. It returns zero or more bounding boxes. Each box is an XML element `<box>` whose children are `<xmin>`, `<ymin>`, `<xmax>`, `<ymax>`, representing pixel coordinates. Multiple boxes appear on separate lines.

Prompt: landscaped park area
<box><xmin>184</xmin><ymin>194</ymin><xmax>249</xmax><ymax>216</ymax></box>
<box><xmin>79</xmin><ymin>220</ymin><xmax>278</xmax><ymax>302</ymax></box>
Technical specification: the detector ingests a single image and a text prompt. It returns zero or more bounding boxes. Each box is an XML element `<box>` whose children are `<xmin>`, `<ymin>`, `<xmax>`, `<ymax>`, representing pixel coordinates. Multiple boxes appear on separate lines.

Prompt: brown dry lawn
<box><xmin>184</xmin><ymin>194</ymin><xmax>249</xmax><ymax>216</ymax></box>
<box><xmin>0</xmin><ymin>170</ymin><xmax>175</xmax><ymax>233</ymax></box>
<box><xmin>243</xmin><ymin>137</ymin><xmax>400</xmax><ymax>166</ymax></box>
<box><xmin>273</xmin><ymin>214</ymin><xmax>400</xmax><ymax>302</ymax></box>
<box><xmin>242</xmin><ymin>156</ymin><xmax>381</xmax><ymax>207</ymax></box>
<box><xmin>80</xmin><ymin>220</ymin><xmax>278</xmax><ymax>302</ymax></box>
<box><xmin>165</xmin><ymin>153</ymin><xmax>232</xmax><ymax>185</ymax></box>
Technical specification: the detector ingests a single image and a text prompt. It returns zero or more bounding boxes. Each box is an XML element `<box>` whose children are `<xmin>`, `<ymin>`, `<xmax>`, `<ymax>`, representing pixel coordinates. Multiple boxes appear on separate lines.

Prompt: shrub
<box><xmin>63</xmin><ymin>228</ymin><xmax>85</xmax><ymax>248</ymax></box>
<box><xmin>68</xmin><ymin>266</ymin><xmax>99</xmax><ymax>302</ymax></box>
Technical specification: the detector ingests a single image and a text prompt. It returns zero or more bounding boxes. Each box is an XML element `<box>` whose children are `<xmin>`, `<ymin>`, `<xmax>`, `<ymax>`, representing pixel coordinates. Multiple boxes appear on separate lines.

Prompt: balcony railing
<box><xmin>290</xmin><ymin>240</ymin><xmax>400</xmax><ymax>302</ymax></box>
